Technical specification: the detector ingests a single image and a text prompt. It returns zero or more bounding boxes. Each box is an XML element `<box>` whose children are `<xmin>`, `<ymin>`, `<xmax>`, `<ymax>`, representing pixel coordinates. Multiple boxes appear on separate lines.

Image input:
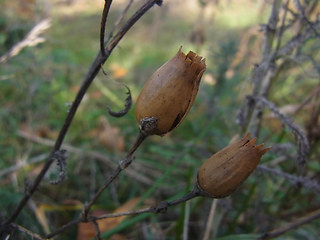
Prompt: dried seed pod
<box><xmin>197</xmin><ymin>133</ymin><xmax>271</xmax><ymax>198</ymax></box>
<box><xmin>135</xmin><ymin>47</ymin><xmax>206</xmax><ymax>135</ymax></box>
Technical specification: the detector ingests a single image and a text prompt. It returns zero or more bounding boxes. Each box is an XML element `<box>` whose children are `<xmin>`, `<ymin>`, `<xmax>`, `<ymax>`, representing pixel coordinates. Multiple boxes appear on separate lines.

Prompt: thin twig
<box><xmin>241</xmin><ymin>0</ymin><xmax>282</xmax><ymax>136</ymax></box>
<box><xmin>294</xmin><ymin>0</ymin><xmax>320</xmax><ymax>37</ymax></box>
<box><xmin>90</xmin><ymin>207</ymin><xmax>151</xmax><ymax>221</ymax></box>
<box><xmin>45</xmin><ymin>218</ymin><xmax>80</xmax><ymax>239</ymax></box>
<box><xmin>46</xmin><ymin>187</ymin><xmax>199</xmax><ymax>239</ymax></box>
<box><xmin>202</xmin><ymin>199</ymin><xmax>218</xmax><ymax>240</ymax></box>
<box><xmin>257</xmin><ymin>165</ymin><xmax>320</xmax><ymax>193</ymax></box>
<box><xmin>0</xmin><ymin>153</ymin><xmax>47</xmax><ymax>178</ymax></box>
<box><xmin>105</xmin><ymin>0</ymin><xmax>134</xmax><ymax>44</ymax></box>
<box><xmin>107</xmin><ymin>0</ymin><xmax>163</xmax><ymax>53</ymax></box>
<box><xmin>275</xmin><ymin>29</ymin><xmax>314</xmax><ymax>59</ymax></box>
<box><xmin>10</xmin><ymin>223</ymin><xmax>46</xmax><ymax>240</ymax></box>
<box><xmin>256</xmin><ymin>96</ymin><xmax>310</xmax><ymax>167</ymax></box>
<box><xmin>126</xmin><ymin>132</ymin><xmax>147</xmax><ymax>157</ymax></box>
<box><xmin>92</xmin><ymin>220</ymin><xmax>102</xmax><ymax>240</ymax></box>
<box><xmin>83</xmin><ymin>164</ymin><xmax>126</xmax><ymax>219</ymax></box>
<box><xmin>274</xmin><ymin>0</ymin><xmax>290</xmax><ymax>54</ymax></box>
<box><xmin>0</xmin><ymin>0</ymin><xmax>163</xmax><ymax>234</ymax></box>
<box><xmin>257</xmin><ymin>208</ymin><xmax>320</xmax><ymax>239</ymax></box>
<box><xmin>183</xmin><ymin>201</ymin><xmax>190</xmax><ymax>240</ymax></box>
<box><xmin>17</xmin><ymin>130</ymin><xmax>154</xmax><ymax>185</ymax></box>
<box><xmin>0</xmin><ymin>19</ymin><xmax>51</xmax><ymax>63</ymax></box>
<box><xmin>100</xmin><ymin>0</ymin><xmax>113</xmax><ymax>56</ymax></box>
<box><xmin>261</xmin><ymin>0</ymin><xmax>282</xmax><ymax>60</ymax></box>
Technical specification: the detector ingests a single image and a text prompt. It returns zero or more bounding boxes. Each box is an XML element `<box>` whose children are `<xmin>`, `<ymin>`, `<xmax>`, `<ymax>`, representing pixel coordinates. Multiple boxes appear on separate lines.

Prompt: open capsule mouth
<box><xmin>240</xmin><ymin>133</ymin><xmax>271</xmax><ymax>154</ymax></box>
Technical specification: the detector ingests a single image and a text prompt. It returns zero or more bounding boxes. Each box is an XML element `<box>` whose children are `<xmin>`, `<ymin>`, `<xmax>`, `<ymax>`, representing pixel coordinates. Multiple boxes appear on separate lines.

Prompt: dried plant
<box><xmin>1</xmin><ymin>0</ymin><xmax>320</xmax><ymax>239</ymax></box>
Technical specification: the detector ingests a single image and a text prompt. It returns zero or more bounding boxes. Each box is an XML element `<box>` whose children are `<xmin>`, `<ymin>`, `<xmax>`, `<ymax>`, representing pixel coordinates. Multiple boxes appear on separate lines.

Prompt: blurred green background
<box><xmin>1</xmin><ymin>0</ymin><xmax>320</xmax><ymax>239</ymax></box>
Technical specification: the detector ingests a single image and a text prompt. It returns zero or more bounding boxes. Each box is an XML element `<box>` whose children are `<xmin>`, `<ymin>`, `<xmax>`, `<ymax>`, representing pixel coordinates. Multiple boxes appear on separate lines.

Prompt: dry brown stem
<box><xmin>257</xmin><ymin>208</ymin><xmax>320</xmax><ymax>239</ymax></box>
<box><xmin>0</xmin><ymin>1</ymin><xmax>163</xmax><ymax>238</ymax></box>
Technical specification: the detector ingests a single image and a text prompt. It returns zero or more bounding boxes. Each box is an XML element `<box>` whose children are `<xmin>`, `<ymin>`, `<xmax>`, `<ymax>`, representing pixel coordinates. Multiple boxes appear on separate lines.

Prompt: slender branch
<box><xmin>105</xmin><ymin>0</ymin><xmax>134</xmax><ymax>44</ymax></box>
<box><xmin>82</xmin><ymin>130</ymin><xmax>150</xmax><ymax>221</ymax></box>
<box><xmin>10</xmin><ymin>223</ymin><xmax>46</xmax><ymax>240</ymax></box>
<box><xmin>202</xmin><ymin>199</ymin><xmax>218</xmax><ymax>240</ymax></box>
<box><xmin>126</xmin><ymin>132</ymin><xmax>147</xmax><ymax>157</ymax></box>
<box><xmin>100</xmin><ymin>0</ymin><xmax>113</xmax><ymax>56</ymax></box>
<box><xmin>92</xmin><ymin>220</ymin><xmax>102</xmax><ymax>240</ymax></box>
<box><xmin>82</xmin><ymin>129</ymin><xmax>148</xmax><ymax>219</ymax></box>
<box><xmin>242</xmin><ymin>0</ymin><xmax>319</xmax><ymax>137</ymax></box>
<box><xmin>107</xmin><ymin>0</ymin><xmax>163</xmax><ymax>53</ymax></box>
<box><xmin>261</xmin><ymin>0</ymin><xmax>282</xmax><ymax>61</ymax></box>
<box><xmin>241</xmin><ymin>0</ymin><xmax>282</xmax><ymax>136</ymax></box>
<box><xmin>45</xmin><ymin>218</ymin><xmax>80</xmax><ymax>239</ymax></box>
<box><xmin>257</xmin><ymin>208</ymin><xmax>320</xmax><ymax>239</ymax></box>
<box><xmin>83</xmin><ymin>162</ymin><xmax>128</xmax><ymax>219</ymax></box>
<box><xmin>90</xmin><ymin>207</ymin><xmax>151</xmax><ymax>221</ymax></box>
<box><xmin>17</xmin><ymin>130</ymin><xmax>154</xmax><ymax>185</ymax></box>
<box><xmin>0</xmin><ymin>153</ymin><xmax>47</xmax><ymax>178</ymax></box>
<box><xmin>183</xmin><ymin>201</ymin><xmax>190</xmax><ymax>240</ymax></box>
<box><xmin>294</xmin><ymin>0</ymin><xmax>320</xmax><ymax>37</ymax></box>
<box><xmin>0</xmin><ymin>19</ymin><xmax>51</xmax><ymax>63</ymax></box>
<box><xmin>91</xmin><ymin>188</ymin><xmax>199</xmax><ymax>218</ymax></box>
<box><xmin>0</xmin><ymin>0</ymin><xmax>163</xmax><ymax>234</ymax></box>
<box><xmin>256</xmin><ymin>96</ymin><xmax>310</xmax><ymax>167</ymax></box>
<box><xmin>46</xmin><ymin>186</ymin><xmax>199</xmax><ymax>239</ymax></box>
<box><xmin>274</xmin><ymin>0</ymin><xmax>290</xmax><ymax>54</ymax></box>
<box><xmin>275</xmin><ymin>29</ymin><xmax>314</xmax><ymax>59</ymax></box>
<box><xmin>257</xmin><ymin>165</ymin><xmax>320</xmax><ymax>193</ymax></box>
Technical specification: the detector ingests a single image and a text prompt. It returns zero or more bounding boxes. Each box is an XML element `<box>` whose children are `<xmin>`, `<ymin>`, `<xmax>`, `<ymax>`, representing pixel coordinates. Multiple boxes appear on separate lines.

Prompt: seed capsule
<box><xmin>135</xmin><ymin>47</ymin><xmax>206</xmax><ymax>135</ymax></box>
<box><xmin>197</xmin><ymin>133</ymin><xmax>271</xmax><ymax>198</ymax></box>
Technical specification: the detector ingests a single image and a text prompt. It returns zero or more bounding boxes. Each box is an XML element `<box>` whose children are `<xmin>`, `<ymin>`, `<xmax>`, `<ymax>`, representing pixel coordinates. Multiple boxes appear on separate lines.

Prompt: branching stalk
<box><xmin>100</xmin><ymin>0</ymin><xmax>113</xmax><ymax>56</ymax></box>
<box><xmin>0</xmin><ymin>0</ymin><xmax>163</xmax><ymax>237</ymax></box>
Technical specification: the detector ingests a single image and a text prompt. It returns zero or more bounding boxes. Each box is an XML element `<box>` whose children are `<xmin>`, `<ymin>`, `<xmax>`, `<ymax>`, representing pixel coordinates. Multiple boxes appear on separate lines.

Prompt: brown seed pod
<box><xmin>135</xmin><ymin>47</ymin><xmax>206</xmax><ymax>135</ymax></box>
<box><xmin>197</xmin><ymin>133</ymin><xmax>271</xmax><ymax>198</ymax></box>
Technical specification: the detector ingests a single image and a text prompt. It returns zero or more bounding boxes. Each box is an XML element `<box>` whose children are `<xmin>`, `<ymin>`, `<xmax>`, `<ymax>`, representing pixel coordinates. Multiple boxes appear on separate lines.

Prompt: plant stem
<box><xmin>257</xmin><ymin>208</ymin><xmax>320</xmax><ymax>239</ymax></box>
<box><xmin>0</xmin><ymin>0</ymin><xmax>163</xmax><ymax>236</ymax></box>
<box><xmin>100</xmin><ymin>0</ymin><xmax>113</xmax><ymax>56</ymax></box>
<box><xmin>126</xmin><ymin>132</ymin><xmax>147</xmax><ymax>157</ymax></box>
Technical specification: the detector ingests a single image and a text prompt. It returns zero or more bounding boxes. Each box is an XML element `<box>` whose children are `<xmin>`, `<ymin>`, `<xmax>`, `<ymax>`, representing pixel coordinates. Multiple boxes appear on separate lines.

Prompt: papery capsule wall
<box><xmin>135</xmin><ymin>47</ymin><xmax>206</xmax><ymax>135</ymax></box>
<box><xmin>197</xmin><ymin>133</ymin><xmax>271</xmax><ymax>198</ymax></box>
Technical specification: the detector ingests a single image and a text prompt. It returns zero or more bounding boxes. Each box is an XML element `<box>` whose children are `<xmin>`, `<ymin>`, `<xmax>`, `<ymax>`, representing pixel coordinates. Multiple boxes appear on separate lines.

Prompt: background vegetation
<box><xmin>1</xmin><ymin>0</ymin><xmax>320</xmax><ymax>239</ymax></box>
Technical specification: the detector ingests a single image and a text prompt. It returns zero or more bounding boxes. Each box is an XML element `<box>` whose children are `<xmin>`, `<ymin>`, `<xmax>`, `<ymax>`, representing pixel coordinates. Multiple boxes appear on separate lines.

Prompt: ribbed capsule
<box><xmin>197</xmin><ymin>133</ymin><xmax>271</xmax><ymax>198</ymax></box>
<box><xmin>135</xmin><ymin>47</ymin><xmax>206</xmax><ymax>135</ymax></box>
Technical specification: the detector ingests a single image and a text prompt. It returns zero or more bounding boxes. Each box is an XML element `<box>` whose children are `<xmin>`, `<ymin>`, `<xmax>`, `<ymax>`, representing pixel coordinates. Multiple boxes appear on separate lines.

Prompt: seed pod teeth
<box><xmin>255</xmin><ymin>143</ymin><xmax>264</xmax><ymax>150</ymax></box>
<box><xmin>246</xmin><ymin>137</ymin><xmax>257</xmax><ymax>146</ymax></box>
<box><xmin>186</xmin><ymin>50</ymin><xmax>197</xmax><ymax>59</ymax></box>
<box><xmin>188</xmin><ymin>52</ymin><xmax>206</xmax><ymax>71</ymax></box>
<box><xmin>261</xmin><ymin>146</ymin><xmax>272</xmax><ymax>155</ymax></box>
<box><xmin>243</xmin><ymin>132</ymin><xmax>251</xmax><ymax>140</ymax></box>
<box><xmin>241</xmin><ymin>132</ymin><xmax>251</xmax><ymax>144</ymax></box>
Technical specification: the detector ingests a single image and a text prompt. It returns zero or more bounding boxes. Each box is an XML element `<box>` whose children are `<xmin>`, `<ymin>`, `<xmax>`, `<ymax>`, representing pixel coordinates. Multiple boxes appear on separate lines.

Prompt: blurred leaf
<box><xmin>110</xmin><ymin>63</ymin><xmax>128</xmax><ymax>79</ymax></box>
<box><xmin>35</xmin><ymin>204</ymin><xmax>51</xmax><ymax>235</ymax></box>
<box><xmin>88</xmin><ymin>116</ymin><xmax>124</xmax><ymax>153</ymax></box>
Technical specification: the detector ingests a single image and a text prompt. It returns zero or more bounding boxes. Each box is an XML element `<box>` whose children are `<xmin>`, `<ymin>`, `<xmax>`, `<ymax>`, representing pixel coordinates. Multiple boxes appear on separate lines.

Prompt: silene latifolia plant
<box><xmin>0</xmin><ymin>45</ymin><xmax>271</xmax><ymax>239</ymax></box>
<box><xmin>131</xmin><ymin>46</ymin><xmax>271</xmax><ymax>207</ymax></box>
<box><xmin>0</xmin><ymin>15</ymin><xmax>270</xmax><ymax>240</ymax></box>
